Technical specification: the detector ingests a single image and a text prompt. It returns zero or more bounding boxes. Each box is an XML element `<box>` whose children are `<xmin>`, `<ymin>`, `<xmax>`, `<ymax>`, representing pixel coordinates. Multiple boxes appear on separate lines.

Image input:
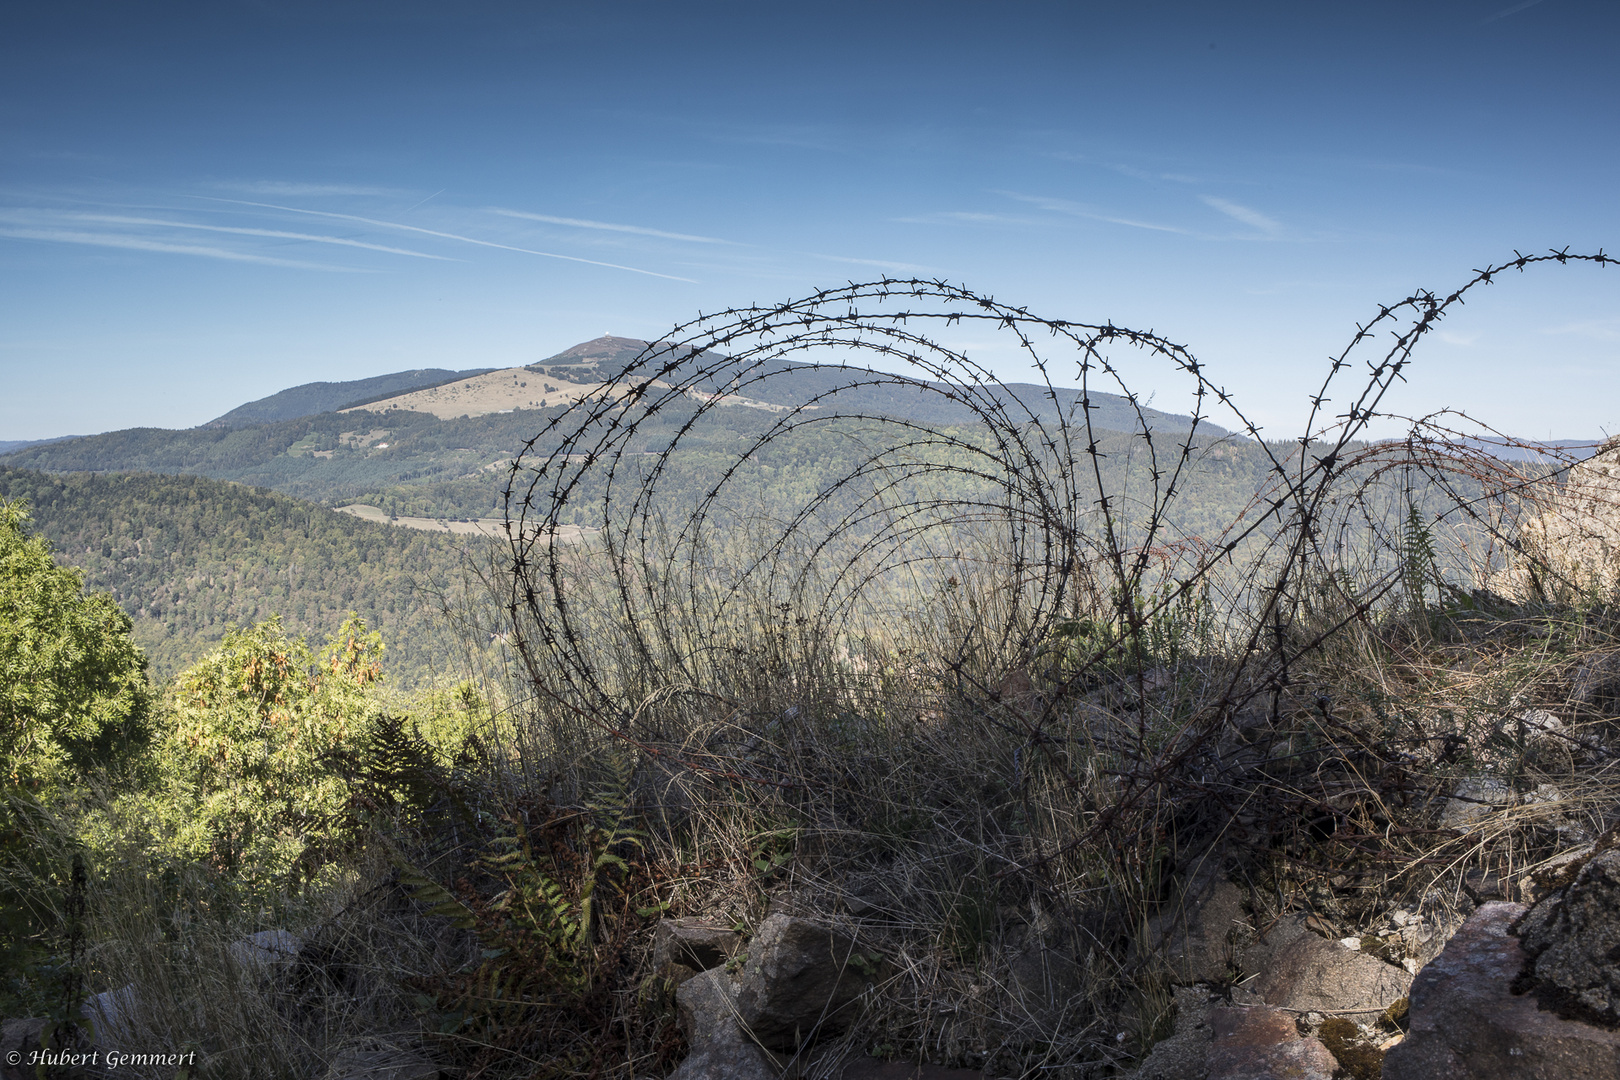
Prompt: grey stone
<box><xmin>82</xmin><ymin>982</ymin><xmax>138</xmax><ymax>1048</ymax></box>
<box><xmin>732</xmin><ymin>914</ymin><xmax>871</xmax><ymax>1050</ymax></box>
<box><xmin>1237</xmin><ymin>915</ymin><xmax>1411</xmax><ymax>1013</ymax></box>
<box><xmin>1205</xmin><ymin>1006</ymin><xmax>1335</xmax><ymax>1080</ymax></box>
<box><xmin>673</xmin><ymin>968</ymin><xmax>782</xmax><ymax>1080</ymax></box>
<box><xmin>1383</xmin><ymin>901</ymin><xmax>1620</xmax><ymax>1080</ymax></box>
<box><xmin>1140</xmin><ymin>865</ymin><xmax>1247</xmax><ymax>984</ymax></box>
<box><xmin>654</xmin><ymin>916</ymin><xmax>742</xmax><ymax>973</ymax></box>
<box><xmin>1126</xmin><ymin>985</ymin><xmax>1214</xmax><ymax>1080</ymax></box>
<box><xmin>1515</xmin><ymin>848</ymin><xmax>1620</xmax><ymax>1025</ymax></box>
<box><xmin>1503</xmin><ymin>439</ymin><xmax>1620</xmax><ymax>601</ymax></box>
<box><xmin>1437</xmin><ymin>776</ymin><xmax>1514</xmax><ymax>831</ymax></box>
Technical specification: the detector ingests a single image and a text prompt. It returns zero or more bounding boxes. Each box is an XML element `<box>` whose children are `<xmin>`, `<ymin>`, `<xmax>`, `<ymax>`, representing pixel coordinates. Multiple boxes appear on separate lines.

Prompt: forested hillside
<box><xmin>0</xmin><ymin>467</ymin><xmax>488</xmax><ymax>685</ymax></box>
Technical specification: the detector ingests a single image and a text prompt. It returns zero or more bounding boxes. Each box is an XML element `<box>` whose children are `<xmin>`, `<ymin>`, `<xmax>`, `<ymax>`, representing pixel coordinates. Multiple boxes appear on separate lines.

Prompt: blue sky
<box><xmin>2</xmin><ymin>0</ymin><xmax>1616</xmax><ymax>442</ymax></box>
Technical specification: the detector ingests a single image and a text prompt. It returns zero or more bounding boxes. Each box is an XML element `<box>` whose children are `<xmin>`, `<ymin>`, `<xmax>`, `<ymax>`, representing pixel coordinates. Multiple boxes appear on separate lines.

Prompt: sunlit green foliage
<box><xmin>0</xmin><ymin>499</ymin><xmax>151</xmax><ymax>1013</ymax></box>
<box><xmin>139</xmin><ymin>615</ymin><xmax>383</xmax><ymax>883</ymax></box>
<box><xmin>0</xmin><ymin>499</ymin><xmax>150</xmax><ymax>792</ymax></box>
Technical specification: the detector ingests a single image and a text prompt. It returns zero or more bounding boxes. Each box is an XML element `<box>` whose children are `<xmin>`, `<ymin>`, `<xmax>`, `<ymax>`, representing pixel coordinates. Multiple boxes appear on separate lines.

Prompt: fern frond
<box><xmin>394</xmin><ymin>857</ymin><xmax>477</xmax><ymax>930</ymax></box>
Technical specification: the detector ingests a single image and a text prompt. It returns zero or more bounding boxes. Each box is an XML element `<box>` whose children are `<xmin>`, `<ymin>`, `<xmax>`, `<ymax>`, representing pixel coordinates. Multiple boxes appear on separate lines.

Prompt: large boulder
<box><xmin>732</xmin><ymin>914</ymin><xmax>872</xmax><ymax>1050</ymax></box>
<box><xmin>672</xmin><ymin>968</ymin><xmax>782</xmax><ymax>1080</ymax></box>
<box><xmin>1205</xmin><ymin>1006</ymin><xmax>1336</xmax><ymax>1080</ymax></box>
<box><xmin>1500</xmin><ymin>439</ymin><xmax>1620</xmax><ymax>601</ymax></box>
<box><xmin>82</xmin><ymin>982</ymin><xmax>138</xmax><ymax>1048</ymax></box>
<box><xmin>1138</xmin><ymin>864</ymin><xmax>1246</xmax><ymax>985</ymax></box>
<box><xmin>1514</xmin><ymin>848</ymin><xmax>1620</xmax><ymax>1025</ymax></box>
<box><xmin>1235</xmin><ymin>915</ymin><xmax>1411</xmax><ymax>1013</ymax></box>
<box><xmin>1383</xmin><ymin>901</ymin><xmax>1620</xmax><ymax>1079</ymax></box>
<box><xmin>1125</xmin><ymin>985</ymin><xmax>1215</xmax><ymax>1080</ymax></box>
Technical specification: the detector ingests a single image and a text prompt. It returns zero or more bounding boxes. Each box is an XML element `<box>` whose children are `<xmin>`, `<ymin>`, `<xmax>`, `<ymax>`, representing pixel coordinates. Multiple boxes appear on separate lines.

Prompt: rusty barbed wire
<box><xmin>497</xmin><ymin>251</ymin><xmax>1616</xmax><ymax>875</ymax></box>
<box><xmin>472</xmin><ymin>251</ymin><xmax>1620</xmax><ymax>1075</ymax></box>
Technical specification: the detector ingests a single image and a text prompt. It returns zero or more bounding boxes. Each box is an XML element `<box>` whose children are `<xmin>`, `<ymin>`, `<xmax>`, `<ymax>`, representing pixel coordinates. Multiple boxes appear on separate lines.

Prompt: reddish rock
<box><xmin>1238</xmin><ymin>915</ymin><xmax>1411</xmax><ymax>1013</ymax></box>
<box><xmin>1205</xmin><ymin>1006</ymin><xmax>1336</xmax><ymax>1080</ymax></box>
<box><xmin>1515</xmin><ymin>848</ymin><xmax>1620</xmax><ymax>1025</ymax></box>
<box><xmin>1382</xmin><ymin>901</ymin><xmax>1620</xmax><ymax>1080</ymax></box>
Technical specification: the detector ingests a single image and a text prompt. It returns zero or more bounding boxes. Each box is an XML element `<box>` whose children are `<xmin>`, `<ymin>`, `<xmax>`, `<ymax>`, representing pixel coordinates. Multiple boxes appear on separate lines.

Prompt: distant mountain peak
<box><xmin>535</xmin><ymin>335</ymin><xmax>651</xmax><ymax>367</ymax></box>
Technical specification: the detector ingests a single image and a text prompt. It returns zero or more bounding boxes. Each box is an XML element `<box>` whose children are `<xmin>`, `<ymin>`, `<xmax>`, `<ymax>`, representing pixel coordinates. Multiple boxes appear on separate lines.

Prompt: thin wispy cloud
<box><xmin>209</xmin><ymin>180</ymin><xmax>409</xmax><ymax>198</ymax></box>
<box><xmin>490</xmin><ymin>208</ymin><xmax>736</xmax><ymax>245</ymax></box>
<box><xmin>1544</xmin><ymin>318</ymin><xmax>1620</xmax><ymax>342</ymax></box>
<box><xmin>1109</xmin><ymin>164</ymin><xmax>1202</xmax><ymax>184</ymax></box>
<box><xmin>1199</xmin><ymin>195</ymin><xmax>1283</xmax><ymax>234</ymax></box>
<box><xmin>7</xmin><ymin>211</ymin><xmax>452</xmax><ymax>260</ymax></box>
<box><xmin>402</xmin><ymin>189</ymin><xmax>444</xmax><ymax>212</ymax></box>
<box><xmin>894</xmin><ymin>211</ymin><xmax>1041</xmax><ymax>226</ymax></box>
<box><xmin>1044</xmin><ymin>152</ymin><xmax>1204</xmax><ymax>184</ymax></box>
<box><xmin>806</xmin><ymin>252</ymin><xmax>936</xmax><ymax>274</ymax></box>
<box><xmin>1483</xmin><ymin>0</ymin><xmax>1550</xmax><ymax>23</ymax></box>
<box><xmin>191</xmin><ymin>197</ymin><xmax>698</xmax><ymax>282</ymax></box>
<box><xmin>0</xmin><ymin>226</ymin><xmax>361</xmax><ymax>271</ymax></box>
<box><xmin>1001</xmin><ymin>192</ymin><xmax>1190</xmax><ymax>234</ymax></box>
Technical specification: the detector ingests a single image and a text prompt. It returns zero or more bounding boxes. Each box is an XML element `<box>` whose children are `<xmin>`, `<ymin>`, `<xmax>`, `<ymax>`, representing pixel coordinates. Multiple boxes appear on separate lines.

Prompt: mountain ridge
<box><xmin>206</xmin><ymin>367</ymin><xmax>497</xmax><ymax>428</ymax></box>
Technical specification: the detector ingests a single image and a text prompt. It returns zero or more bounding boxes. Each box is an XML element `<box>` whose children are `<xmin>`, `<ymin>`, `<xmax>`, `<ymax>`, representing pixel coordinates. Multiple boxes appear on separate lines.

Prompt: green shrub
<box><xmin>127</xmin><ymin>614</ymin><xmax>386</xmax><ymax>888</ymax></box>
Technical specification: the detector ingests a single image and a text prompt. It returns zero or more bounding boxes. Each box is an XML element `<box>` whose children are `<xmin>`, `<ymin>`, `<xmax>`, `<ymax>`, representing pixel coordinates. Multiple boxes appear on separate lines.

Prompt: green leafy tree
<box><xmin>0</xmin><ymin>498</ymin><xmax>150</xmax><ymax>1013</ymax></box>
<box><xmin>155</xmin><ymin>613</ymin><xmax>384</xmax><ymax>882</ymax></box>
<box><xmin>0</xmin><ymin>499</ymin><xmax>150</xmax><ymax>790</ymax></box>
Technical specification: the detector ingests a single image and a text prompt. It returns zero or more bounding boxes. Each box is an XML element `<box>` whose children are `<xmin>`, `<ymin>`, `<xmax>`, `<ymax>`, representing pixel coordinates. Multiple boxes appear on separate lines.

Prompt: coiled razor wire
<box><xmin>501</xmin><ymin>254</ymin><xmax>1615</xmax><ymax>766</ymax></box>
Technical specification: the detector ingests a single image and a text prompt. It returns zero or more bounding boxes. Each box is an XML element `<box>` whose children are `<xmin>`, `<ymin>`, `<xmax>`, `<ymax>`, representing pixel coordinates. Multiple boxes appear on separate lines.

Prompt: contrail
<box><xmin>16</xmin><ymin>212</ymin><xmax>452</xmax><ymax>259</ymax></box>
<box><xmin>0</xmin><ymin>226</ymin><xmax>364</xmax><ymax>270</ymax></box>
<box><xmin>189</xmin><ymin>196</ymin><xmax>698</xmax><ymax>282</ymax></box>
<box><xmin>403</xmin><ymin>189</ymin><xmax>445</xmax><ymax>213</ymax></box>
<box><xmin>490</xmin><ymin>208</ymin><xmax>735</xmax><ymax>245</ymax></box>
<box><xmin>1483</xmin><ymin>0</ymin><xmax>1548</xmax><ymax>22</ymax></box>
